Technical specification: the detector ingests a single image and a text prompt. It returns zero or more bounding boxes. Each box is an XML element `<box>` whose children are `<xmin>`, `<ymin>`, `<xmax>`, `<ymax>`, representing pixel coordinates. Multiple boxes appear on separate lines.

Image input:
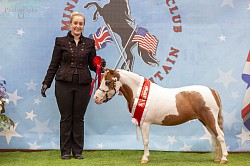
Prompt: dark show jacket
<box><xmin>43</xmin><ymin>31</ymin><xmax>97</xmax><ymax>88</ymax></box>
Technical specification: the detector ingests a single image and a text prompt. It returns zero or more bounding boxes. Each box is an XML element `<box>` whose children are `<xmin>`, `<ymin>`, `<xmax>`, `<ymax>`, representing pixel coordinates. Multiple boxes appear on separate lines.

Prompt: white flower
<box><xmin>132</xmin><ymin>118</ymin><xmax>138</xmax><ymax>125</ymax></box>
<box><xmin>3</xmin><ymin>98</ymin><xmax>9</xmax><ymax>104</ymax></box>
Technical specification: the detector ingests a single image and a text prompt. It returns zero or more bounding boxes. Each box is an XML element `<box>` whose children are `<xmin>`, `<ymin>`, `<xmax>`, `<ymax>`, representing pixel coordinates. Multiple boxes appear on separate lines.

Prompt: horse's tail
<box><xmin>216</xmin><ymin>91</ymin><xmax>224</xmax><ymax>132</ymax></box>
<box><xmin>210</xmin><ymin>88</ymin><xmax>224</xmax><ymax>131</ymax></box>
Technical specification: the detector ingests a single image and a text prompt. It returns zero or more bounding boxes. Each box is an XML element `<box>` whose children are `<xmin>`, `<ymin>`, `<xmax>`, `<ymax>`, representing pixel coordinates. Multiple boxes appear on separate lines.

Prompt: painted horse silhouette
<box><xmin>84</xmin><ymin>0</ymin><xmax>159</xmax><ymax>71</ymax></box>
<box><xmin>93</xmin><ymin>68</ymin><xmax>228</xmax><ymax>164</ymax></box>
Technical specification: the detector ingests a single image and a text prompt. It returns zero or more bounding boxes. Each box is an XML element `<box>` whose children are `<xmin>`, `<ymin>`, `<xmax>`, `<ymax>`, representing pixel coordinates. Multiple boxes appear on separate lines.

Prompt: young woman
<box><xmin>41</xmin><ymin>12</ymin><xmax>105</xmax><ymax>160</ymax></box>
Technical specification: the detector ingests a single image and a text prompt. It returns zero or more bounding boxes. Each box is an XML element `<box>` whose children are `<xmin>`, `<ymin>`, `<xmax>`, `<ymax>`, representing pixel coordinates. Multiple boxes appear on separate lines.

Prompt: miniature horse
<box><xmin>93</xmin><ymin>68</ymin><xmax>228</xmax><ymax>164</ymax></box>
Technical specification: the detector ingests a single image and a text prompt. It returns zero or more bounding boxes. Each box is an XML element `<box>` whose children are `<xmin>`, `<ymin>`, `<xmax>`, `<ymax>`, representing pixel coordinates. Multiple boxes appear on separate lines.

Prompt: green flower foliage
<box><xmin>0</xmin><ymin>101</ymin><xmax>14</xmax><ymax>130</ymax></box>
<box><xmin>0</xmin><ymin>114</ymin><xmax>14</xmax><ymax>130</ymax></box>
<box><xmin>0</xmin><ymin>80</ymin><xmax>14</xmax><ymax>130</ymax></box>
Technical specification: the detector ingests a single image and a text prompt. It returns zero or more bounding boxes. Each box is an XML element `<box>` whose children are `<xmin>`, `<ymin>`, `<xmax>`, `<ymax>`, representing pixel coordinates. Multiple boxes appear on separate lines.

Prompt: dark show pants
<box><xmin>55</xmin><ymin>75</ymin><xmax>91</xmax><ymax>156</ymax></box>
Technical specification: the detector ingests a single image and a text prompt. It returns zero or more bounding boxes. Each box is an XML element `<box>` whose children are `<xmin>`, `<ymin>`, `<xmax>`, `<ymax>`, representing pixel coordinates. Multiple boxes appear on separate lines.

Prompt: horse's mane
<box><xmin>116</xmin><ymin>69</ymin><xmax>142</xmax><ymax>78</ymax></box>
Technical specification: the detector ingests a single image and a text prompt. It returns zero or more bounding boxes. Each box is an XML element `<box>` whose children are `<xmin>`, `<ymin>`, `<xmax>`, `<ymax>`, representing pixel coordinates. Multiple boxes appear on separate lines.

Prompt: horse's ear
<box><xmin>104</xmin><ymin>68</ymin><xmax>115</xmax><ymax>74</ymax></box>
<box><xmin>109</xmin><ymin>69</ymin><xmax>115</xmax><ymax>74</ymax></box>
<box><xmin>104</xmin><ymin>68</ymin><xmax>110</xmax><ymax>73</ymax></box>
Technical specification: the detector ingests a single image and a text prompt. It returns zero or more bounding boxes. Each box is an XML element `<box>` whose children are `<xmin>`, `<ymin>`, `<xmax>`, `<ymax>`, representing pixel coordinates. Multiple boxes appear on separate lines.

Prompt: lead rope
<box><xmin>89</xmin><ymin>73</ymin><xmax>98</xmax><ymax>95</ymax></box>
<box><xmin>89</xmin><ymin>65</ymin><xmax>102</xmax><ymax>95</ymax></box>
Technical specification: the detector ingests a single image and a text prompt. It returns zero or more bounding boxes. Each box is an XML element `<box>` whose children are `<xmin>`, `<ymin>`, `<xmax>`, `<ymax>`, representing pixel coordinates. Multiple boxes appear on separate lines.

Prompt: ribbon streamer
<box><xmin>90</xmin><ymin>56</ymin><xmax>102</xmax><ymax>95</ymax></box>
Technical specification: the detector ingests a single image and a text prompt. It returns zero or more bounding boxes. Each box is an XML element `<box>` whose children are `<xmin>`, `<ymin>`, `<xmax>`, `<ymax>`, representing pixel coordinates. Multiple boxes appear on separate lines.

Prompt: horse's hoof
<box><xmin>141</xmin><ymin>160</ymin><xmax>148</xmax><ymax>164</ymax></box>
<box><xmin>220</xmin><ymin>160</ymin><xmax>228</xmax><ymax>164</ymax></box>
<box><xmin>214</xmin><ymin>159</ymin><xmax>220</xmax><ymax>163</ymax></box>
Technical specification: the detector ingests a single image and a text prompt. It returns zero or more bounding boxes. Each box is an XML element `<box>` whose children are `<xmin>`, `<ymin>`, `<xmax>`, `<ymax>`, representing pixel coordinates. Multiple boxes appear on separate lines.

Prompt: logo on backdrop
<box><xmin>84</xmin><ymin>1</ymin><xmax>160</xmax><ymax>72</ymax></box>
<box><xmin>61</xmin><ymin>0</ymin><xmax>181</xmax><ymax>76</ymax></box>
<box><xmin>61</xmin><ymin>1</ymin><xmax>182</xmax><ymax>82</ymax></box>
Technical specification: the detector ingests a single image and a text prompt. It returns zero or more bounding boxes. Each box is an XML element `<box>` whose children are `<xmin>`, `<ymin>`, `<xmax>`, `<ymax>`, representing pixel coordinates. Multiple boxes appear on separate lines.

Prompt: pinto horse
<box><xmin>93</xmin><ymin>68</ymin><xmax>228</xmax><ymax>164</ymax></box>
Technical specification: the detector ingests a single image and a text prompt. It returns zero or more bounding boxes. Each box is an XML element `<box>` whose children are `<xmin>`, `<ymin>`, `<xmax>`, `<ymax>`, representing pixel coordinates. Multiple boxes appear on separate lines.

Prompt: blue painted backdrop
<box><xmin>0</xmin><ymin>0</ymin><xmax>250</xmax><ymax>152</ymax></box>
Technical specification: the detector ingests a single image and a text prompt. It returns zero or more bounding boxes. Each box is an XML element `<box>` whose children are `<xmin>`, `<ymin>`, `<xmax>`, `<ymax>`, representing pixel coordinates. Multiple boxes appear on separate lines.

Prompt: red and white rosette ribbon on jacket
<box><xmin>90</xmin><ymin>56</ymin><xmax>102</xmax><ymax>95</ymax></box>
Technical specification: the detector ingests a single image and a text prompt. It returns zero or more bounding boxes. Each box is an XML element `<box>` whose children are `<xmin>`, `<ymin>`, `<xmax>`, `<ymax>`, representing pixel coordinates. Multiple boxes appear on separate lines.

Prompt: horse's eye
<box><xmin>105</xmin><ymin>80</ymin><xmax>111</xmax><ymax>86</ymax></box>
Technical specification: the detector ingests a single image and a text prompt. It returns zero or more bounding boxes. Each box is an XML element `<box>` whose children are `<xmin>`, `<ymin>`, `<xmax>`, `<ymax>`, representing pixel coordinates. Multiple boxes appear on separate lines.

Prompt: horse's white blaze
<box><xmin>93</xmin><ymin>81</ymin><xmax>106</xmax><ymax>104</ymax></box>
<box><xmin>94</xmin><ymin>74</ymin><xmax>123</xmax><ymax>104</ymax></box>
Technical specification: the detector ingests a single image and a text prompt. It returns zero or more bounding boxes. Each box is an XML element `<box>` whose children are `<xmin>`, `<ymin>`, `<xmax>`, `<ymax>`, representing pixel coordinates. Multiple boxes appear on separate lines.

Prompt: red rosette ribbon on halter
<box><xmin>90</xmin><ymin>56</ymin><xmax>102</xmax><ymax>95</ymax></box>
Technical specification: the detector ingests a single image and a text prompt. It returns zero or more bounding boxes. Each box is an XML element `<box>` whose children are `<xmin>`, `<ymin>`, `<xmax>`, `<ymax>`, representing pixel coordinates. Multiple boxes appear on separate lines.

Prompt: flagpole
<box><xmin>106</xmin><ymin>23</ymin><xmax>137</xmax><ymax>71</ymax></box>
<box><xmin>114</xmin><ymin>25</ymin><xmax>138</xmax><ymax>70</ymax></box>
<box><xmin>106</xmin><ymin>23</ymin><xmax>130</xmax><ymax>71</ymax></box>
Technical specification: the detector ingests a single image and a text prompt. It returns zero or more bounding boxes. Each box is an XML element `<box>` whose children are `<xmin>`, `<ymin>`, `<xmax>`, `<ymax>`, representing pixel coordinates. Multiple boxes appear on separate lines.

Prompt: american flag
<box><xmin>89</xmin><ymin>26</ymin><xmax>113</xmax><ymax>50</ymax></box>
<box><xmin>242</xmin><ymin>50</ymin><xmax>250</xmax><ymax>131</ymax></box>
<box><xmin>132</xmin><ymin>27</ymin><xmax>158</xmax><ymax>55</ymax></box>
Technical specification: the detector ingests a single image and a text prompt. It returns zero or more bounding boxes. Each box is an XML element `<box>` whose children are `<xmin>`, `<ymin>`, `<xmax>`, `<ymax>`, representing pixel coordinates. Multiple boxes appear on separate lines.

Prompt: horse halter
<box><xmin>98</xmin><ymin>76</ymin><xmax>117</xmax><ymax>103</ymax></box>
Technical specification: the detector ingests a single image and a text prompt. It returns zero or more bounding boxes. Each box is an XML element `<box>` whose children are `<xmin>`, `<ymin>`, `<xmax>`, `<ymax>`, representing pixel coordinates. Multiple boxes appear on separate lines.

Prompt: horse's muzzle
<box><xmin>93</xmin><ymin>95</ymin><xmax>103</xmax><ymax>104</ymax></box>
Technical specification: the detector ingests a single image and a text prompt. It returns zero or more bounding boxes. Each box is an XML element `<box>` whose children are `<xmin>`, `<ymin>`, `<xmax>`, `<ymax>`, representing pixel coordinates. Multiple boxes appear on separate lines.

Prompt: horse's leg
<box><xmin>203</xmin><ymin>125</ymin><xmax>222</xmax><ymax>162</ymax></box>
<box><xmin>84</xmin><ymin>2</ymin><xmax>98</xmax><ymax>9</ymax></box>
<box><xmin>207</xmin><ymin>124</ymin><xmax>227</xmax><ymax>164</ymax></box>
<box><xmin>215</xmin><ymin>138</ymin><xmax>222</xmax><ymax>162</ymax></box>
<box><xmin>200</xmin><ymin>113</ymin><xmax>228</xmax><ymax>164</ymax></box>
<box><xmin>214</xmin><ymin>124</ymin><xmax>228</xmax><ymax>164</ymax></box>
<box><xmin>84</xmin><ymin>2</ymin><xmax>102</xmax><ymax>21</ymax></box>
<box><xmin>211</xmin><ymin>89</ymin><xmax>228</xmax><ymax>164</ymax></box>
<box><xmin>140</xmin><ymin>123</ymin><xmax>150</xmax><ymax>164</ymax></box>
<box><xmin>212</xmin><ymin>107</ymin><xmax>228</xmax><ymax>164</ymax></box>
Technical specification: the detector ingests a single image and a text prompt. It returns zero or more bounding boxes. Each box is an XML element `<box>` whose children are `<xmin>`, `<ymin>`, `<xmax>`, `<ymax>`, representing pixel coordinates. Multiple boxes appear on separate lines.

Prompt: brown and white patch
<box><xmin>119</xmin><ymin>83</ymin><xmax>134</xmax><ymax>111</ymax></box>
<box><xmin>161</xmin><ymin>91</ymin><xmax>217</xmax><ymax>135</ymax></box>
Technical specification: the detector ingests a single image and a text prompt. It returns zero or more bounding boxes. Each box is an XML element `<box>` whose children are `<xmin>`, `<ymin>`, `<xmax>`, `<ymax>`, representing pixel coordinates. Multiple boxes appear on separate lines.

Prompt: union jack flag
<box><xmin>242</xmin><ymin>50</ymin><xmax>250</xmax><ymax>131</ymax></box>
<box><xmin>89</xmin><ymin>26</ymin><xmax>113</xmax><ymax>50</ymax></box>
<box><xmin>132</xmin><ymin>27</ymin><xmax>158</xmax><ymax>55</ymax></box>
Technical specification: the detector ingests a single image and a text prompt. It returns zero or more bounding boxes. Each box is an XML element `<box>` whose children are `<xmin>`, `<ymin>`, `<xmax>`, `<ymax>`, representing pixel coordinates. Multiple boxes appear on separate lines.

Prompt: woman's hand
<box><xmin>101</xmin><ymin>58</ymin><xmax>106</xmax><ymax>67</ymax></box>
<box><xmin>41</xmin><ymin>84</ymin><xmax>48</xmax><ymax>97</ymax></box>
